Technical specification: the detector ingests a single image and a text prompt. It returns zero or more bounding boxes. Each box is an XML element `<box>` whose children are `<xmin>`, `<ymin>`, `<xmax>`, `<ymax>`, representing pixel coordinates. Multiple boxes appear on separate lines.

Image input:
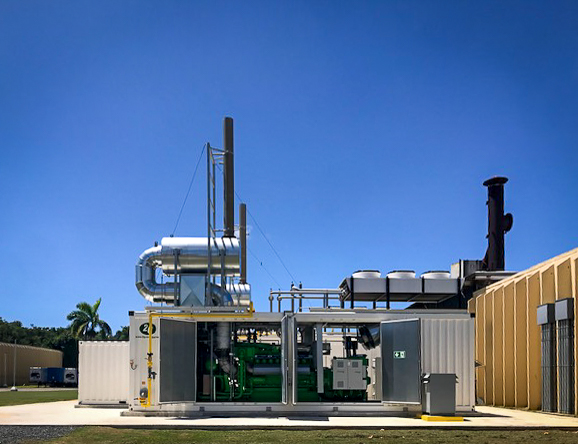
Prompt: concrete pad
<box><xmin>1</xmin><ymin>401</ymin><xmax>578</xmax><ymax>429</ymax></box>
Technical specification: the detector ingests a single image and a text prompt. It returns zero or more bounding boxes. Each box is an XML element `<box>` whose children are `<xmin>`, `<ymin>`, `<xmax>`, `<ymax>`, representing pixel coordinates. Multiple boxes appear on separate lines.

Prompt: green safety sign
<box><xmin>393</xmin><ymin>350</ymin><xmax>406</xmax><ymax>359</ymax></box>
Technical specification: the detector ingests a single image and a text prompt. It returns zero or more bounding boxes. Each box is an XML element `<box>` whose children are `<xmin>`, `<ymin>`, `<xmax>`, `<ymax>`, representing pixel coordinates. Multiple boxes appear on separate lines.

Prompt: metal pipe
<box><xmin>206</xmin><ymin>142</ymin><xmax>212</xmax><ymax>306</ymax></box>
<box><xmin>223</xmin><ymin>117</ymin><xmax>235</xmax><ymax>238</ymax></box>
<box><xmin>135</xmin><ymin>245</ymin><xmax>175</xmax><ymax>303</ymax></box>
<box><xmin>482</xmin><ymin>176</ymin><xmax>513</xmax><ymax>271</ymax></box>
<box><xmin>227</xmin><ymin>283</ymin><xmax>252</xmax><ymax>307</ymax></box>
<box><xmin>298</xmin><ymin>282</ymin><xmax>303</xmax><ymax>312</ymax></box>
<box><xmin>135</xmin><ymin>237</ymin><xmax>241</xmax><ymax>303</ymax></box>
<box><xmin>250</xmin><ymin>365</ymin><xmax>310</xmax><ymax>375</ymax></box>
<box><xmin>276</xmin><ymin>295</ymin><xmax>340</xmax><ymax>300</ymax></box>
<box><xmin>216</xmin><ymin>323</ymin><xmax>230</xmax><ymax>350</ymax></box>
<box><xmin>160</xmin><ymin>237</ymin><xmax>240</xmax><ymax>275</ymax></box>
<box><xmin>270</xmin><ymin>289</ymin><xmax>341</xmax><ymax>295</ymax></box>
<box><xmin>239</xmin><ymin>203</ymin><xmax>247</xmax><ymax>283</ymax></box>
<box><xmin>274</xmin><ymin>294</ymin><xmax>340</xmax><ymax>312</ymax></box>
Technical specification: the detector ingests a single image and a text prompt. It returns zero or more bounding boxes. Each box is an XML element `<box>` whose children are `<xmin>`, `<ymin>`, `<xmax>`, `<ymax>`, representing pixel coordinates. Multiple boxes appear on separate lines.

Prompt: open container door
<box><xmin>159</xmin><ymin>318</ymin><xmax>197</xmax><ymax>403</ymax></box>
<box><xmin>380</xmin><ymin>318</ymin><xmax>422</xmax><ymax>403</ymax></box>
<box><xmin>281</xmin><ymin>315</ymin><xmax>297</xmax><ymax>405</ymax></box>
<box><xmin>281</xmin><ymin>315</ymin><xmax>288</xmax><ymax>404</ymax></box>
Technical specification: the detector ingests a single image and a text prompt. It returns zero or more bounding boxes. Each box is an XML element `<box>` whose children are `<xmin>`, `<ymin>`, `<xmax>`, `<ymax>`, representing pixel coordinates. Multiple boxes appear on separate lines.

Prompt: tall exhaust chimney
<box><xmin>482</xmin><ymin>176</ymin><xmax>513</xmax><ymax>271</ymax></box>
<box><xmin>223</xmin><ymin>117</ymin><xmax>235</xmax><ymax>237</ymax></box>
<box><xmin>239</xmin><ymin>203</ymin><xmax>247</xmax><ymax>284</ymax></box>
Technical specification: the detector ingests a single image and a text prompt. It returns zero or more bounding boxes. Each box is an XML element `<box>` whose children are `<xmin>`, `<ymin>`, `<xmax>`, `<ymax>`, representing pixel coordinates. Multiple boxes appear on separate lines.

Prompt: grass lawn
<box><xmin>37</xmin><ymin>427</ymin><xmax>578</xmax><ymax>444</ymax></box>
<box><xmin>0</xmin><ymin>390</ymin><xmax>77</xmax><ymax>407</ymax></box>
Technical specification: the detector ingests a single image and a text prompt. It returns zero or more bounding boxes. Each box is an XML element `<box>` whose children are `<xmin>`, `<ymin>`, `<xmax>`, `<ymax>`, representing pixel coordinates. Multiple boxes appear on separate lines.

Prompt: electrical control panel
<box><xmin>332</xmin><ymin>358</ymin><xmax>367</xmax><ymax>390</ymax></box>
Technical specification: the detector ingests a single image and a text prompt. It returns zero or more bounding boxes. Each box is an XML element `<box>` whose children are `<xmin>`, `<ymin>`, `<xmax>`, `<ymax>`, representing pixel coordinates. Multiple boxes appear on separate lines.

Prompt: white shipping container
<box><xmin>78</xmin><ymin>341</ymin><xmax>129</xmax><ymax>405</ymax></box>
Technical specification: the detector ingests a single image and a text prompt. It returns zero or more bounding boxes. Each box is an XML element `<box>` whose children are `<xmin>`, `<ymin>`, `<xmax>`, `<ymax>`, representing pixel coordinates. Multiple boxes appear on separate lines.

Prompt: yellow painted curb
<box><xmin>420</xmin><ymin>414</ymin><xmax>464</xmax><ymax>422</ymax></box>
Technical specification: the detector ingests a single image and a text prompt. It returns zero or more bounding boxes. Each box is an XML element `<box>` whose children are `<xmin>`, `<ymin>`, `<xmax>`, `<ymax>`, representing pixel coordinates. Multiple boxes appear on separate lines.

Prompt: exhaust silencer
<box><xmin>482</xmin><ymin>176</ymin><xmax>513</xmax><ymax>271</ymax></box>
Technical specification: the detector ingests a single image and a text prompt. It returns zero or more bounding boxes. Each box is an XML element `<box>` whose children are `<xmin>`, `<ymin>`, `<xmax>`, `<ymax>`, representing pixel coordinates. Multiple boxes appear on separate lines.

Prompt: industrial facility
<box><xmin>77</xmin><ymin>117</ymin><xmax>577</xmax><ymax>419</ymax></box>
<box><xmin>0</xmin><ymin>342</ymin><xmax>63</xmax><ymax>387</ymax></box>
<box><xmin>469</xmin><ymin>248</ymin><xmax>577</xmax><ymax>415</ymax></box>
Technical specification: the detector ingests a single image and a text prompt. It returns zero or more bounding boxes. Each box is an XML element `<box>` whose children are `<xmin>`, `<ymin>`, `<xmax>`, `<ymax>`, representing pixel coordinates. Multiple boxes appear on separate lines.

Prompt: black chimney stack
<box><xmin>239</xmin><ymin>203</ymin><xmax>247</xmax><ymax>284</ymax></box>
<box><xmin>223</xmin><ymin>117</ymin><xmax>235</xmax><ymax>238</ymax></box>
<box><xmin>482</xmin><ymin>176</ymin><xmax>513</xmax><ymax>271</ymax></box>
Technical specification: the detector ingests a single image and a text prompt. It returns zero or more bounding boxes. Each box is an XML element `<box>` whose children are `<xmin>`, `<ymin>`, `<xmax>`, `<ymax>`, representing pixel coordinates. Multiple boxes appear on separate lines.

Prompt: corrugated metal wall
<box><xmin>0</xmin><ymin>342</ymin><xmax>63</xmax><ymax>386</ymax></box>
<box><xmin>421</xmin><ymin>319</ymin><xmax>475</xmax><ymax>410</ymax></box>
<box><xmin>78</xmin><ymin>341</ymin><xmax>129</xmax><ymax>404</ymax></box>
<box><xmin>468</xmin><ymin>248</ymin><xmax>578</xmax><ymax>416</ymax></box>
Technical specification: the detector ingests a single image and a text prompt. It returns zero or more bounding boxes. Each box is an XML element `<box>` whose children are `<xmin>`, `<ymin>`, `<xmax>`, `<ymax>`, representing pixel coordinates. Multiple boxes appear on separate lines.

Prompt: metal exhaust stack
<box><xmin>223</xmin><ymin>117</ymin><xmax>235</xmax><ymax>238</ymax></box>
<box><xmin>482</xmin><ymin>176</ymin><xmax>513</xmax><ymax>271</ymax></box>
<box><xmin>239</xmin><ymin>202</ymin><xmax>247</xmax><ymax>284</ymax></box>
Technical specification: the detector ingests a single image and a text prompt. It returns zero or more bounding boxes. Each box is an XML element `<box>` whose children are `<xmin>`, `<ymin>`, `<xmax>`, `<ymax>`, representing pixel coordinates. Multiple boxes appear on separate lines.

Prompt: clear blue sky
<box><xmin>1</xmin><ymin>1</ymin><xmax>577</xmax><ymax>331</ymax></box>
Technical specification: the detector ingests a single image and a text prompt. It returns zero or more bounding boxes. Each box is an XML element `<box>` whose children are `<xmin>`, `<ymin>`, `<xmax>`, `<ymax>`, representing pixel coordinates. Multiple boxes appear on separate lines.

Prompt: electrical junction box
<box><xmin>332</xmin><ymin>358</ymin><xmax>367</xmax><ymax>390</ymax></box>
<box><xmin>537</xmin><ymin>303</ymin><xmax>556</xmax><ymax>325</ymax></box>
<box><xmin>555</xmin><ymin>298</ymin><xmax>574</xmax><ymax>321</ymax></box>
<box><xmin>422</xmin><ymin>373</ymin><xmax>458</xmax><ymax>416</ymax></box>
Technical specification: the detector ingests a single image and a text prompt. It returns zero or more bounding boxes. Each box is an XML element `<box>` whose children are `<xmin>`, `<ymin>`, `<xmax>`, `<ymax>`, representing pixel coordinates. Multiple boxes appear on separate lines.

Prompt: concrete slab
<box><xmin>0</xmin><ymin>401</ymin><xmax>578</xmax><ymax>429</ymax></box>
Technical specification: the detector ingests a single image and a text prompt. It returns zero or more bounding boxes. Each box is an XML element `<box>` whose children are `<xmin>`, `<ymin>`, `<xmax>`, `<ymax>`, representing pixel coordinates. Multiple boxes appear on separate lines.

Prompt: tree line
<box><xmin>0</xmin><ymin>298</ymin><xmax>127</xmax><ymax>367</ymax></box>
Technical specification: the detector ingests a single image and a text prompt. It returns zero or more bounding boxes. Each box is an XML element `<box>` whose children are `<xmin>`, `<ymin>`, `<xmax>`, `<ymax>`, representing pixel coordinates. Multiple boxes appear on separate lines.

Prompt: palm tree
<box><xmin>66</xmin><ymin>298</ymin><xmax>112</xmax><ymax>340</ymax></box>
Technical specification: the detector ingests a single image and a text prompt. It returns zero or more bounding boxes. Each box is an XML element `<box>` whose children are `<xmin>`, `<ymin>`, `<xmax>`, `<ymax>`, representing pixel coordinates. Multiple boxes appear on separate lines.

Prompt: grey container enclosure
<box><xmin>126</xmin><ymin>308</ymin><xmax>474</xmax><ymax>416</ymax></box>
<box><xmin>379</xmin><ymin>317</ymin><xmax>474</xmax><ymax>410</ymax></box>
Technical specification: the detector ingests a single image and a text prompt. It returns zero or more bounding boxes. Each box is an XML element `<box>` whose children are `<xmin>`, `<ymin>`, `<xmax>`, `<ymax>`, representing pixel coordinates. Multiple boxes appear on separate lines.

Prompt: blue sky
<box><xmin>1</xmin><ymin>1</ymin><xmax>577</xmax><ymax>331</ymax></box>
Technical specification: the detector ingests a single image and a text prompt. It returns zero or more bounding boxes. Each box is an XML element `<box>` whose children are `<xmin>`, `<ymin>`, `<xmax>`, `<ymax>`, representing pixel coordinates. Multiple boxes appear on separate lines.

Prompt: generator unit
<box><xmin>127</xmin><ymin>308</ymin><xmax>474</xmax><ymax>416</ymax></box>
<box><xmin>122</xmin><ymin>117</ymin><xmax>479</xmax><ymax>417</ymax></box>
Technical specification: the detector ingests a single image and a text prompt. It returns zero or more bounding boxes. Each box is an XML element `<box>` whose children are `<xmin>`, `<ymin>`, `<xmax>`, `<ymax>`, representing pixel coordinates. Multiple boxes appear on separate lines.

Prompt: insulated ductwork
<box><xmin>135</xmin><ymin>236</ymin><xmax>241</xmax><ymax>303</ymax></box>
<box><xmin>358</xmin><ymin>325</ymin><xmax>381</xmax><ymax>350</ymax></box>
<box><xmin>216</xmin><ymin>322</ymin><xmax>236</xmax><ymax>376</ymax></box>
<box><xmin>154</xmin><ymin>237</ymin><xmax>240</xmax><ymax>275</ymax></box>
<box><xmin>135</xmin><ymin>245</ymin><xmax>176</xmax><ymax>303</ymax></box>
<box><xmin>228</xmin><ymin>283</ymin><xmax>251</xmax><ymax>307</ymax></box>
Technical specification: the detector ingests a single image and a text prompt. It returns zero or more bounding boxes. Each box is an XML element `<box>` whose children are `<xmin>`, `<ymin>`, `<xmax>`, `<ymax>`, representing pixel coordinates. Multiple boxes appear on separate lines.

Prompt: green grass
<box><xmin>0</xmin><ymin>389</ymin><xmax>77</xmax><ymax>407</ymax></box>
<box><xmin>37</xmin><ymin>427</ymin><xmax>578</xmax><ymax>444</ymax></box>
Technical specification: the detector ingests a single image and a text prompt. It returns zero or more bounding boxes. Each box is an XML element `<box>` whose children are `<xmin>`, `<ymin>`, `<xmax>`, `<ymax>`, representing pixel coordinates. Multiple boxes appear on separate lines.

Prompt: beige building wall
<box><xmin>0</xmin><ymin>342</ymin><xmax>63</xmax><ymax>386</ymax></box>
<box><xmin>468</xmin><ymin>248</ymin><xmax>578</xmax><ymax>415</ymax></box>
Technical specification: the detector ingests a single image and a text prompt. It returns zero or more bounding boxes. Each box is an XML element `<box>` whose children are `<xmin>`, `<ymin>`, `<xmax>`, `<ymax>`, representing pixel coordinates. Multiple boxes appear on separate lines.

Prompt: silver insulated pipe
<box><xmin>135</xmin><ymin>236</ymin><xmax>240</xmax><ymax>303</ymax></box>
<box><xmin>159</xmin><ymin>237</ymin><xmax>240</xmax><ymax>274</ymax></box>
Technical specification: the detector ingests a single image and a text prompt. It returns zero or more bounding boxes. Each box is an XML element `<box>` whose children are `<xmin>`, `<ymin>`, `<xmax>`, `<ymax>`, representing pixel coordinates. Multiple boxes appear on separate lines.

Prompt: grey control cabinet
<box><xmin>380</xmin><ymin>319</ymin><xmax>421</xmax><ymax>403</ymax></box>
<box><xmin>332</xmin><ymin>358</ymin><xmax>367</xmax><ymax>390</ymax></box>
<box><xmin>422</xmin><ymin>373</ymin><xmax>457</xmax><ymax>415</ymax></box>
